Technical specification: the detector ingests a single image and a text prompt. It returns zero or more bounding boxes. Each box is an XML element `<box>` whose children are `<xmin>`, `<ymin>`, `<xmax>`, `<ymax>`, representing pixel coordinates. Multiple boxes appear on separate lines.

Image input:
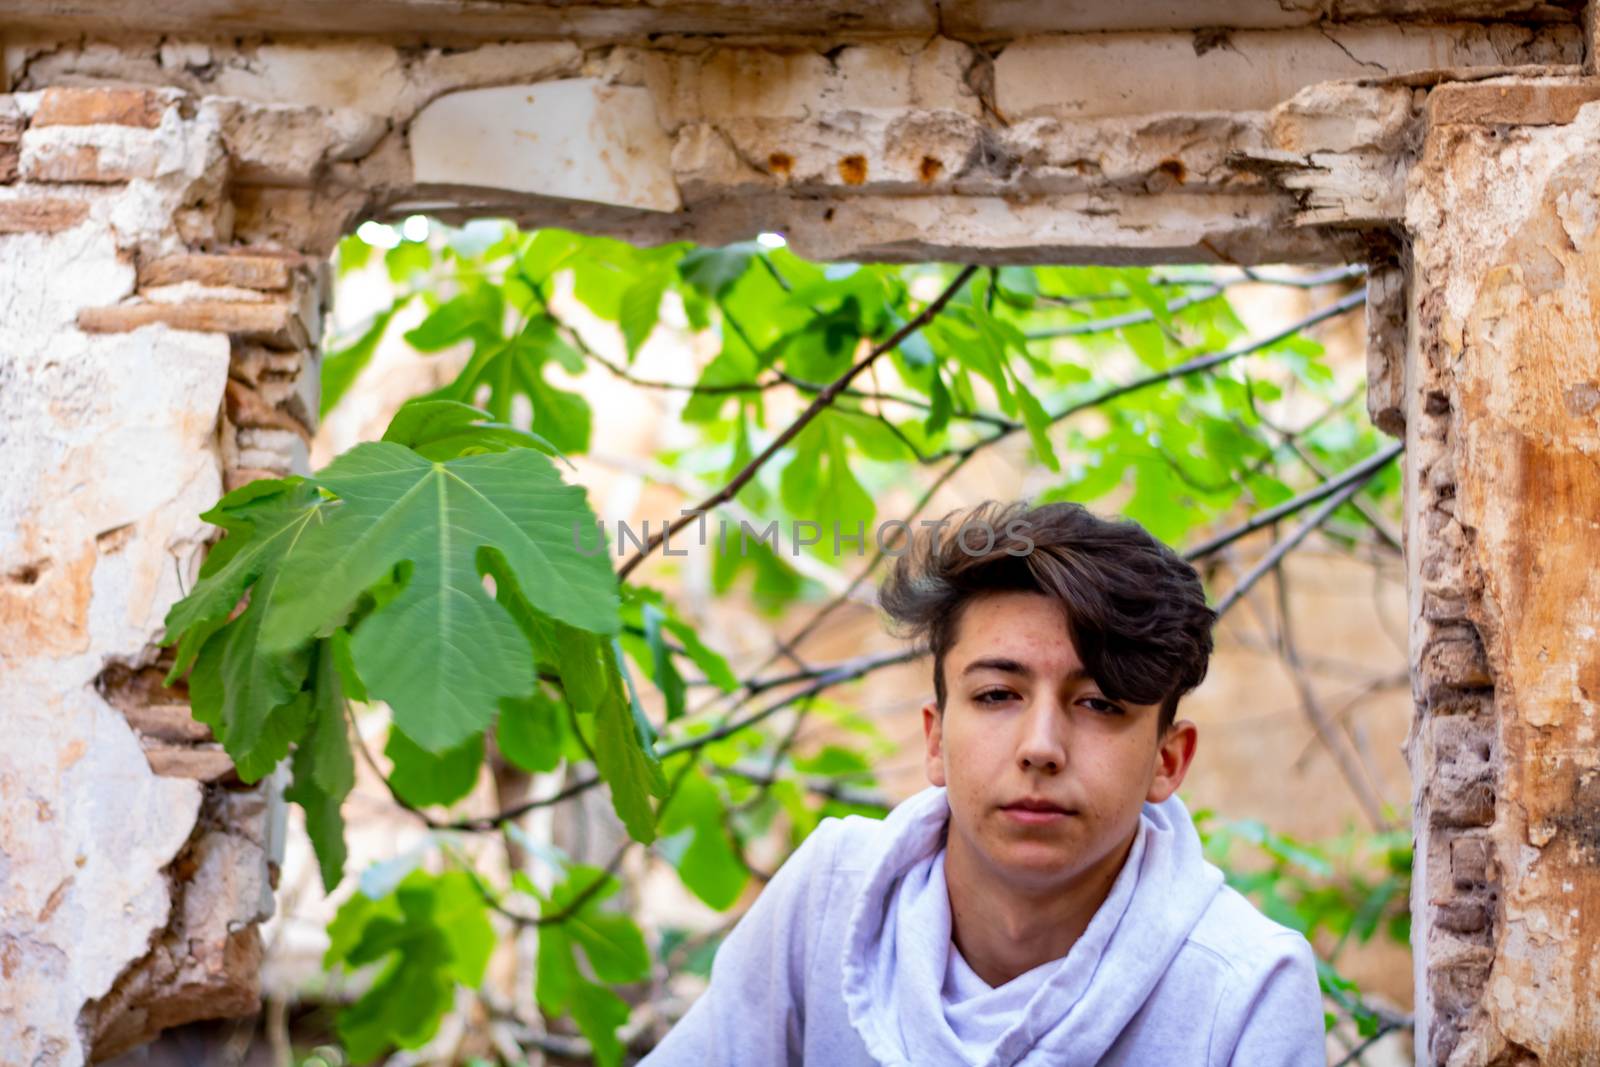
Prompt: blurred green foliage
<box><xmin>171</xmin><ymin>220</ymin><xmax>1405</xmax><ymax>1063</ymax></box>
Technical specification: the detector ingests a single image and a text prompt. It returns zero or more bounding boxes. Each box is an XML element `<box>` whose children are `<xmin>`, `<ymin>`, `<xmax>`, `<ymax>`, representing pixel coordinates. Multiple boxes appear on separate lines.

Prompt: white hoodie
<box><xmin>643</xmin><ymin>787</ymin><xmax>1326</xmax><ymax>1066</ymax></box>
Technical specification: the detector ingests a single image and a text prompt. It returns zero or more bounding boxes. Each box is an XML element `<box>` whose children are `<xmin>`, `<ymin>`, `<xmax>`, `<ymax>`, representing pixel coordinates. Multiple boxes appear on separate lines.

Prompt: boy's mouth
<box><xmin>1000</xmin><ymin>796</ymin><xmax>1074</xmax><ymax>823</ymax></box>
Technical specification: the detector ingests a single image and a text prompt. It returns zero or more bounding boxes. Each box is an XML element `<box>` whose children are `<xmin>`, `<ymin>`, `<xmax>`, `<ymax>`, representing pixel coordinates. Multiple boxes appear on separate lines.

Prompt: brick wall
<box><xmin>0</xmin><ymin>85</ymin><xmax>336</xmax><ymax>1062</ymax></box>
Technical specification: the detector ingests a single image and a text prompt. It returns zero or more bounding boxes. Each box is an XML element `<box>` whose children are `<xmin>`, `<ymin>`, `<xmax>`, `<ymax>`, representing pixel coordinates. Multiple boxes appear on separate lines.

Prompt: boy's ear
<box><xmin>922</xmin><ymin>699</ymin><xmax>947</xmax><ymax>788</ymax></box>
<box><xmin>1147</xmin><ymin>718</ymin><xmax>1198</xmax><ymax>803</ymax></box>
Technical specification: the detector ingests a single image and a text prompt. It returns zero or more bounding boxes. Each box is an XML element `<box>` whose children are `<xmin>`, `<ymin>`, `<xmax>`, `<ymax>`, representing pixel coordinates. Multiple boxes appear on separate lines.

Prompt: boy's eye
<box><xmin>1083</xmin><ymin>697</ymin><xmax>1125</xmax><ymax>716</ymax></box>
<box><xmin>973</xmin><ymin>689</ymin><xmax>1015</xmax><ymax>705</ymax></box>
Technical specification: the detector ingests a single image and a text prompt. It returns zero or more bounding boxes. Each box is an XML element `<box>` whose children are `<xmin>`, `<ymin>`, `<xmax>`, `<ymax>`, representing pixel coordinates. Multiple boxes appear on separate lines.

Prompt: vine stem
<box><xmin>1185</xmin><ymin>440</ymin><xmax>1402</xmax><ymax>564</ymax></box>
<box><xmin>615</xmin><ymin>265</ymin><xmax>979</xmax><ymax>581</ymax></box>
<box><xmin>925</xmin><ymin>288</ymin><xmax>1368</xmax><ymax>464</ymax></box>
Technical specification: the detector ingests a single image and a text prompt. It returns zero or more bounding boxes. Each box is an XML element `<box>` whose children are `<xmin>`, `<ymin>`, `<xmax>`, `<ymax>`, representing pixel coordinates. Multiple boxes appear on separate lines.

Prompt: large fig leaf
<box><xmin>259</xmin><ymin>443</ymin><xmax>618</xmax><ymax>752</ymax></box>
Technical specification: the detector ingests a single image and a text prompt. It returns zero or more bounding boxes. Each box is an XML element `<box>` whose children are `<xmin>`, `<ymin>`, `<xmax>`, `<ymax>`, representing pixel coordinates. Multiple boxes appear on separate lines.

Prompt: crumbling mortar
<box><xmin>1400</xmin><ymin>218</ymin><xmax>1524</xmax><ymax>1062</ymax></box>
<box><xmin>7</xmin><ymin>36</ymin><xmax>79</xmax><ymax>92</ymax></box>
<box><xmin>960</xmin><ymin>43</ymin><xmax>1007</xmax><ymax>129</ymax></box>
<box><xmin>80</xmin><ymin>782</ymin><xmax>271</xmax><ymax>1060</ymax></box>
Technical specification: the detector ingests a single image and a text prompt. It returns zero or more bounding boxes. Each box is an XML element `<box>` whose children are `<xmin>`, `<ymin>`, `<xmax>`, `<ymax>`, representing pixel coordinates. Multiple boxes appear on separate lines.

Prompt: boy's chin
<box><xmin>971</xmin><ymin>836</ymin><xmax>1095</xmax><ymax>889</ymax></box>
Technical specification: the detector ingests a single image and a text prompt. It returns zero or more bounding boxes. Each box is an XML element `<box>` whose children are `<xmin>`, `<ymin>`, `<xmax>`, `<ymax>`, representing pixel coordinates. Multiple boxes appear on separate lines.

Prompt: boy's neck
<box><xmin>942</xmin><ymin>824</ymin><xmax>1139</xmax><ymax>988</ymax></box>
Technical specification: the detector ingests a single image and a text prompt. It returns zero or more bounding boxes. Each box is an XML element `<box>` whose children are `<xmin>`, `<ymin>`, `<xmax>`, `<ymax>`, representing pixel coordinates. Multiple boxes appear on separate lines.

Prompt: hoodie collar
<box><xmin>839</xmin><ymin>786</ymin><xmax>1223</xmax><ymax>1067</ymax></box>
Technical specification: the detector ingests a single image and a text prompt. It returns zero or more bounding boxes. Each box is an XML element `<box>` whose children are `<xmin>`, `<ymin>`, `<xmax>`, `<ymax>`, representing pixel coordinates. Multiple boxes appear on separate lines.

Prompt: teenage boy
<box><xmin>643</xmin><ymin>501</ymin><xmax>1326</xmax><ymax>1066</ymax></box>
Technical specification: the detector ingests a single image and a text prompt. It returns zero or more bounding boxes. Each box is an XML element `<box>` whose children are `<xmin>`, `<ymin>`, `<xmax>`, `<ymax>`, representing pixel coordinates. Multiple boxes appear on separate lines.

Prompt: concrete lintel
<box><xmin>0</xmin><ymin>0</ymin><xmax>1586</xmax><ymax>44</ymax></box>
<box><xmin>409</xmin><ymin>80</ymin><xmax>681</xmax><ymax>214</ymax></box>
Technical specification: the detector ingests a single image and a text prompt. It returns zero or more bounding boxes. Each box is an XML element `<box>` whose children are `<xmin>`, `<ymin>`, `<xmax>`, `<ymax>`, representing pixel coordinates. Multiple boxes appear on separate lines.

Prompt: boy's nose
<box><xmin>1016</xmin><ymin>700</ymin><xmax>1067</xmax><ymax>774</ymax></box>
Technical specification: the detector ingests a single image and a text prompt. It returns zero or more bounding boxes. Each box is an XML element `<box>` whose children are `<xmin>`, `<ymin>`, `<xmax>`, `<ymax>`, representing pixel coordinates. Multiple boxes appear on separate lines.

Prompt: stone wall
<box><xmin>0</xmin><ymin>86</ymin><xmax>328</xmax><ymax>1062</ymax></box>
<box><xmin>1404</xmin><ymin>82</ymin><xmax>1600</xmax><ymax>1066</ymax></box>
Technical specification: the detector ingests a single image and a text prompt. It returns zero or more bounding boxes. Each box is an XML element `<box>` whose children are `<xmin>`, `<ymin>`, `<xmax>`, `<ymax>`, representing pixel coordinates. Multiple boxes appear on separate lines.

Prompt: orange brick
<box><xmin>0</xmin><ymin>196</ymin><xmax>89</xmax><ymax>234</ymax></box>
<box><xmin>122</xmin><ymin>703</ymin><xmax>214</xmax><ymax>744</ymax></box>
<box><xmin>78</xmin><ymin>300</ymin><xmax>305</xmax><ymax>346</ymax></box>
<box><xmin>140</xmin><ymin>253</ymin><xmax>292</xmax><ymax>291</ymax></box>
<box><xmin>34</xmin><ymin>87</ymin><xmax>165</xmax><ymax>129</ymax></box>
<box><xmin>1428</xmin><ymin>81</ymin><xmax>1600</xmax><ymax>128</ymax></box>
<box><xmin>223</xmin><ymin>467</ymin><xmax>285</xmax><ymax>493</ymax></box>
<box><xmin>223</xmin><ymin>379</ymin><xmax>313</xmax><ymax>441</ymax></box>
<box><xmin>22</xmin><ymin>143</ymin><xmax>138</xmax><ymax>184</ymax></box>
<box><xmin>142</xmin><ymin>744</ymin><xmax>235</xmax><ymax>782</ymax></box>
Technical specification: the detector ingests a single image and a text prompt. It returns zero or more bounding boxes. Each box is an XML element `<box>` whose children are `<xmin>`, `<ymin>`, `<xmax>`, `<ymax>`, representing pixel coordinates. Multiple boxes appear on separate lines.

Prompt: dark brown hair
<box><xmin>877</xmin><ymin>500</ymin><xmax>1215</xmax><ymax>731</ymax></box>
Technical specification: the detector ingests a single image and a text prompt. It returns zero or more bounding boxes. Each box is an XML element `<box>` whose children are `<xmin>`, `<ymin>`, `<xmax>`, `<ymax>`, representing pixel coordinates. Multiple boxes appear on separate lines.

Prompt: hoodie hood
<box><xmin>839</xmin><ymin>786</ymin><xmax>1224</xmax><ymax>1067</ymax></box>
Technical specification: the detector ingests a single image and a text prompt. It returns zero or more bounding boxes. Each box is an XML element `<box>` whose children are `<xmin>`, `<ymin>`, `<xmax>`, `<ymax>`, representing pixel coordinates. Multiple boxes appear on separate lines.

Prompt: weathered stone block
<box><xmin>1423</xmin><ymin>714</ymin><xmax>1497</xmax><ymax>828</ymax></box>
<box><xmin>1434</xmin><ymin>900</ymin><xmax>1489</xmax><ymax>935</ymax></box>
<box><xmin>1451</xmin><ymin>836</ymin><xmax>1490</xmax><ymax>889</ymax></box>
<box><xmin>223</xmin><ymin>467</ymin><xmax>286</xmax><ymax>493</ymax></box>
<box><xmin>1428</xmin><ymin>80</ymin><xmax>1600</xmax><ymax>128</ymax></box>
<box><xmin>1428</xmin><ymin>947</ymin><xmax>1494</xmax><ymax>1018</ymax></box>
<box><xmin>995</xmin><ymin>26</ymin><xmax>1575</xmax><ymax>123</ymax></box>
<box><xmin>1420</xmin><ymin>592</ymin><xmax>1470</xmax><ymax>623</ymax></box>
<box><xmin>235</xmin><ymin>427</ymin><xmax>309</xmax><ymax>473</ymax></box>
<box><xmin>208</xmin><ymin>98</ymin><xmax>386</xmax><ymax>186</ymax></box>
<box><xmin>1431</xmin><ymin>781</ymin><xmax>1496</xmax><ymax>828</ymax></box>
<box><xmin>78</xmin><ymin>301</ymin><xmax>305</xmax><ymax>347</ymax></box>
<box><xmin>122</xmin><ymin>704</ymin><xmax>214</xmax><ymax>745</ymax></box>
<box><xmin>1271</xmin><ymin>82</ymin><xmax>1415</xmax><ymax>156</ymax></box>
<box><xmin>85</xmin><ymin>791</ymin><xmax>275</xmax><ymax>1059</ymax></box>
<box><xmin>0</xmin><ymin>100</ymin><xmax>22</xmax><ymax>184</ymax></box>
<box><xmin>33</xmin><ymin>87</ymin><xmax>167</xmax><ymax>129</ymax></box>
<box><xmin>21</xmin><ymin>143</ymin><xmax>132</xmax><ymax>183</ymax></box>
<box><xmin>0</xmin><ymin>195</ymin><xmax>88</xmax><ymax>233</ymax></box>
<box><xmin>139</xmin><ymin>253</ymin><xmax>292</xmax><ymax>291</ymax></box>
<box><xmin>230</xmin><ymin>185</ymin><xmax>366</xmax><ymax>257</ymax></box>
<box><xmin>231</xmin><ymin>344</ymin><xmax>318</xmax><ymax>432</ymax></box>
<box><xmin>20</xmin><ymin>124</ymin><xmax>168</xmax><ymax>184</ymax></box>
<box><xmin>141</xmin><ymin>746</ymin><xmax>236</xmax><ymax>782</ymax></box>
<box><xmin>223</xmin><ymin>378</ymin><xmax>312</xmax><ymax>439</ymax></box>
<box><xmin>409</xmin><ymin>80</ymin><xmax>682</xmax><ymax>212</ymax></box>
<box><xmin>1419</xmin><ymin>628</ymin><xmax>1493</xmax><ymax>691</ymax></box>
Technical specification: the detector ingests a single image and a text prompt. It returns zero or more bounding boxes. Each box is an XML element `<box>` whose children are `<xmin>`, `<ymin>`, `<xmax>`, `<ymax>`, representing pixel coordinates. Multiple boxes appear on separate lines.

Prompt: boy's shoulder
<box><xmin>798</xmin><ymin>812</ymin><xmax>888</xmax><ymax>876</ymax></box>
<box><xmin>1183</xmin><ymin>882</ymin><xmax>1314</xmax><ymax>980</ymax></box>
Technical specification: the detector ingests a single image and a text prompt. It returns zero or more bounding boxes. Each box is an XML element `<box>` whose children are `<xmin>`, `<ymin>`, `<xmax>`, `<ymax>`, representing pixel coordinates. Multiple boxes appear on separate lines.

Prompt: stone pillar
<box><xmin>0</xmin><ymin>86</ymin><xmax>332</xmax><ymax>1062</ymax></box>
<box><xmin>1404</xmin><ymin>80</ymin><xmax>1600</xmax><ymax>1066</ymax></box>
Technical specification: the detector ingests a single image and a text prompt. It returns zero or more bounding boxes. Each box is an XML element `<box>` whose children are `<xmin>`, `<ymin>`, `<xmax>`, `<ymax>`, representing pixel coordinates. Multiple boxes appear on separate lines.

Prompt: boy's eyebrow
<box><xmin>961</xmin><ymin>657</ymin><xmax>1091</xmax><ymax>682</ymax></box>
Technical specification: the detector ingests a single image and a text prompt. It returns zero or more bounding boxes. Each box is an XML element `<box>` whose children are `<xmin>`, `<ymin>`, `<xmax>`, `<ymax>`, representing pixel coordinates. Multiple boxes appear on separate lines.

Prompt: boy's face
<box><xmin>923</xmin><ymin>590</ymin><xmax>1198</xmax><ymax>894</ymax></box>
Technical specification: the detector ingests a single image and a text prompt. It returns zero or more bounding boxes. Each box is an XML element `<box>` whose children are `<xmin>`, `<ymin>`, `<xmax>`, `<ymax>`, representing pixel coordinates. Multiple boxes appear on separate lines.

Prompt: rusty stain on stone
<box><xmin>94</xmin><ymin>523</ymin><xmax>135</xmax><ymax>554</ymax></box>
<box><xmin>838</xmin><ymin>154</ymin><xmax>867</xmax><ymax>184</ymax></box>
<box><xmin>58</xmin><ymin>739</ymin><xmax>85</xmax><ymax>770</ymax></box>
<box><xmin>767</xmin><ymin>150</ymin><xmax>793</xmax><ymax>177</ymax></box>
<box><xmin>8</xmin><ymin>560</ymin><xmax>44</xmax><ymax>584</ymax></box>
<box><xmin>919</xmin><ymin>155</ymin><xmax>943</xmax><ymax>182</ymax></box>
<box><xmin>38</xmin><ymin>877</ymin><xmax>72</xmax><ymax>923</ymax></box>
<box><xmin>1430</xmin><ymin>144</ymin><xmax>1600</xmax><ymax>1060</ymax></box>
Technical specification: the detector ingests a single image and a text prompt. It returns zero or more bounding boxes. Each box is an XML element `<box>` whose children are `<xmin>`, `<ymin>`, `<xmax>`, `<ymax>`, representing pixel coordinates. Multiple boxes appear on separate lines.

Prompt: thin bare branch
<box><xmin>439</xmin><ymin>647</ymin><xmax>922</xmax><ymax>832</ymax></box>
<box><xmin>1025</xmin><ymin>284</ymin><xmax>1225</xmax><ymax>339</ymax></box>
<box><xmin>1033</xmin><ymin>264</ymin><xmax>1365</xmax><ymax>309</ymax></box>
<box><xmin>617</xmin><ymin>265</ymin><xmax>979</xmax><ymax>580</ymax></box>
<box><xmin>1184</xmin><ymin>440</ymin><xmax>1403</xmax><ymax>562</ymax></box>
<box><xmin>713</xmin><ymin>760</ymin><xmax>890</xmax><ymax>810</ymax></box>
<box><xmin>928</xmin><ymin>289</ymin><xmax>1368</xmax><ymax>466</ymax></box>
<box><xmin>1210</xmin><ymin>460</ymin><xmax>1394</xmax><ymax>619</ymax></box>
<box><xmin>1274</xmin><ymin>561</ymin><xmax>1394</xmax><ymax>831</ymax></box>
<box><xmin>1329</xmin><ymin>1018</ymin><xmax>1412</xmax><ymax>1067</ymax></box>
